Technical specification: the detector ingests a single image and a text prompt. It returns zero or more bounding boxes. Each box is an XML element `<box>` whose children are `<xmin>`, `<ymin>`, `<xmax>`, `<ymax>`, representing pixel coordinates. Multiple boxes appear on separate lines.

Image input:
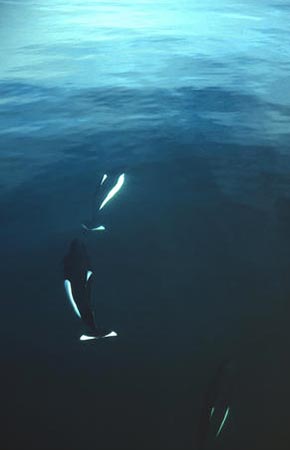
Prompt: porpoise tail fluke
<box><xmin>80</xmin><ymin>330</ymin><xmax>117</xmax><ymax>341</ymax></box>
<box><xmin>82</xmin><ymin>224</ymin><xmax>106</xmax><ymax>232</ymax></box>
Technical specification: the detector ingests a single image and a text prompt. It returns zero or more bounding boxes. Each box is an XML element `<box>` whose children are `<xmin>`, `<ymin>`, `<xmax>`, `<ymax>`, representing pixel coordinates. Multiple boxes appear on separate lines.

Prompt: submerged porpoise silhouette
<box><xmin>63</xmin><ymin>238</ymin><xmax>117</xmax><ymax>341</ymax></box>
<box><xmin>195</xmin><ymin>358</ymin><xmax>234</xmax><ymax>449</ymax></box>
<box><xmin>82</xmin><ymin>172</ymin><xmax>125</xmax><ymax>231</ymax></box>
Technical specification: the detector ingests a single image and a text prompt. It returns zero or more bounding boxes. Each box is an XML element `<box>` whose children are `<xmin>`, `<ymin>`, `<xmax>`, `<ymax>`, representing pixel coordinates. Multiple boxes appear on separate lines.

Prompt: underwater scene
<box><xmin>1</xmin><ymin>0</ymin><xmax>290</xmax><ymax>449</ymax></box>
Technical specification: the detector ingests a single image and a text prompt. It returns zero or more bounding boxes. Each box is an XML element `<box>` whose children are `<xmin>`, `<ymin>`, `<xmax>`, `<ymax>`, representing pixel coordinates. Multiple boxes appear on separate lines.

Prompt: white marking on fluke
<box><xmin>100</xmin><ymin>174</ymin><xmax>108</xmax><ymax>185</ymax></box>
<box><xmin>103</xmin><ymin>331</ymin><xmax>117</xmax><ymax>338</ymax></box>
<box><xmin>82</xmin><ymin>224</ymin><xmax>106</xmax><ymax>231</ymax></box>
<box><xmin>86</xmin><ymin>271</ymin><xmax>93</xmax><ymax>282</ymax></box>
<box><xmin>80</xmin><ymin>335</ymin><xmax>97</xmax><ymax>341</ymax></box>
<box><xmin>216</xmin><ymin>406</ymin><xmax>230</xmax><ymax>437</ymax></box>
<box><xmin>79</xmin><ymin>331</ymin><xmax>117</xmax><ymax>341</ymax></box>
<box><xmin>91</xmin><ymin>225</ymin><xmax>105</xmax><ymax>231</ymax></box>
<box><xmin>99</xmin><ymin>173</ymin><xmax>125</xmax><ymax>210</ymax></box>
<box><xmin>64</xmin><ymin>280</ymin><xmax>81</xmax><ymax>318</ymax></box>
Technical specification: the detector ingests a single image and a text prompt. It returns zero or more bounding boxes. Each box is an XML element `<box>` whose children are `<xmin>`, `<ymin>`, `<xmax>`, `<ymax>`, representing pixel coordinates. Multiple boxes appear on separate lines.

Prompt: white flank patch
<box><xmin>80</xmin><ymin>335</ymin><xmax>97</xmax><ymax>341</ymax></box>
<box><xmin>99</xmin><ymin>173</ymin><xmax>125</xmax><ymax>210</ymax></box>
<box><xmin>64</xmin><ymin>280</ymin><xmax>81</xmax><ymax>318</ymax></box>
<box><xmin>216</xmin><ymin>406</ymin><xmax>230</xmax><ymax>437</ymax></box>
<box><xmin>100</xmin><ymin>174</ymin><xmax>108</xmax><ymax>185</ymax></box>
<box><xmin>86</xmin><ymin>270</ymin><xmax>93</xmax><ymax>282</ymax></box>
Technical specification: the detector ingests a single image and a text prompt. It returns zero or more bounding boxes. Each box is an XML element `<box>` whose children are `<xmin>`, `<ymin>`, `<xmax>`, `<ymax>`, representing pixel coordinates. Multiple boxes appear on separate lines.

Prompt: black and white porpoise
<box><xmin>63</xmin><ymin>238</ymin><xmax>117</xmax><ymax>341</ymax></box>
<box><xmin>82</xmin><ymin>172</ymin><xmax>125</xmax><ymax>232</ymax></box>
<box><xmin>195</xmin><ymin>358</ymin><xmax>234</xmax><ymax>449</ymax></box>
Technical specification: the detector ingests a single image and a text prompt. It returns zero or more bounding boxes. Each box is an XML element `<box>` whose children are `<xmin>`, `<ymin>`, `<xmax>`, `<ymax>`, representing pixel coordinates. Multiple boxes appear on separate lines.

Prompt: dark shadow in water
<box><xmin>1</xmin><ymin>143</ymin><xmax>290</xmax><ymax>449</ymax></box>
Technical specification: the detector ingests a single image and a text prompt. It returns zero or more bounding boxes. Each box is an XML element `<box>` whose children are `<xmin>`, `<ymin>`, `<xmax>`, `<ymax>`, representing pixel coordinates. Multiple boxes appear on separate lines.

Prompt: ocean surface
<box><xmin>1</xmin><ymin>0</ymin><xmax>290</xmax><ymax>449</ymax></box>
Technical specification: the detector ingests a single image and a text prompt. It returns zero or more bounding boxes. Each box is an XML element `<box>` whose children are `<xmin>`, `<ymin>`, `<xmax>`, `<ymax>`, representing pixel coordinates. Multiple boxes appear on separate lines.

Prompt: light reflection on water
<box><xmin>0</xmin><ymin>0</ymin><xmax>290</xmax><ymax>189</ymax></box>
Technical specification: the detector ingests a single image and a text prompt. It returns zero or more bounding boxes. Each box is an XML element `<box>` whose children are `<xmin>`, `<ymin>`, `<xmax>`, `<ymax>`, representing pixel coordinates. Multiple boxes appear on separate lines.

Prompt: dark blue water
<box><xmin>1</xmin><ymin>1</ymin><xmax>290</xmax><ymax>449</ymax></box>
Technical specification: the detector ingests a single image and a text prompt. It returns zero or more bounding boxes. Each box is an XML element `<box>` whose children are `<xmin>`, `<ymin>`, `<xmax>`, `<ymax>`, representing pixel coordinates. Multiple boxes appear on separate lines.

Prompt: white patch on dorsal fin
<box><xmin>86</xmin><ymin>270</ymin><xmax>93</xmax><ymax>282</ymax></box>
<box><xmin>64</xmin><ymin>280</ymin><xmax>81</xmax><ymax>318</ymax></box>
<box><xmin>100</xmin><ymin>174</ymin><xmax>108</xmax><ymax>185</ymax></box>
<box><xmin>99</xmin><ymin>173</ymin><xmax>125</xmax><ymax>210</ymax></box>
